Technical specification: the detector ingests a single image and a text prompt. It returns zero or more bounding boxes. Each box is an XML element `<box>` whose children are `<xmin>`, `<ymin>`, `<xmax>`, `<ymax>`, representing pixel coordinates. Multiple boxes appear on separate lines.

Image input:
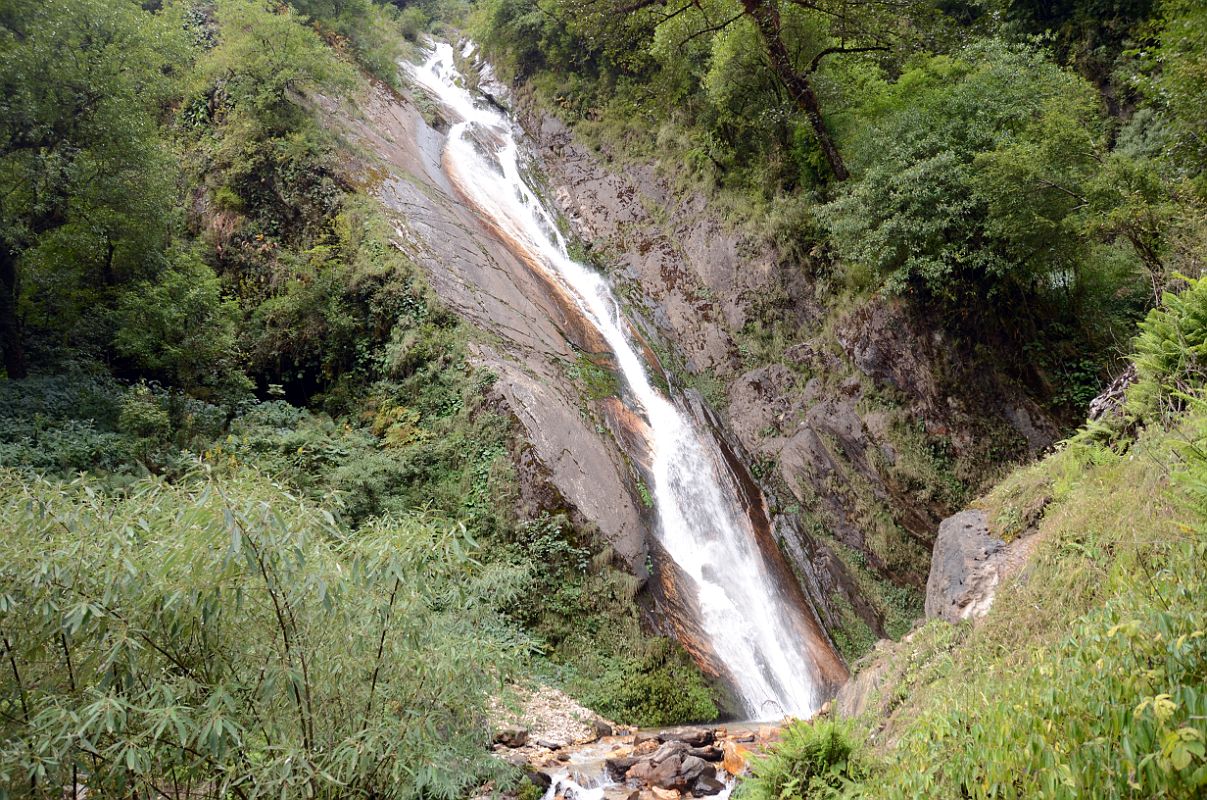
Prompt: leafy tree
<box><xmin>113</xmin><ymin>249</ymin><xmax>251</xmax><ymax>401</ymax></box>
<box><xmin>194</xmin><ymin>0</ymin><xmax>354</xmax><ymax>131</ymax></box>
<box><xmin>1136</xmin><ymin>0</ymin><xmax>1207</xmax><ymax>176</ymax></box>
<box><xmin>0</xmin><ymin>0</ymin><xmax>186</xmax><ymax>378</ymax></box>
<box><xmin>611</xmin><ymin>0</ymin><xmax>933</xmax><ymax>181</ymax></box>
<box><xmin>820</xmin><ymin>42</ymin><xmax>1118</xmax><ymax>309</ymax></box>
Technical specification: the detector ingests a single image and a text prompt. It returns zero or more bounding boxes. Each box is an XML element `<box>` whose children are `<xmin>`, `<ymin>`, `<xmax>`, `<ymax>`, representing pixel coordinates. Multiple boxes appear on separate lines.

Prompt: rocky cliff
<box><xmin>319</xmin><ymin>46</ymin><xmax>1061</xmax><ymax>694</ymax></box>
<box><xmin>514</xmin><ymin>95</ymin><xmax>1062</xmax><ymax>646</ymax></box>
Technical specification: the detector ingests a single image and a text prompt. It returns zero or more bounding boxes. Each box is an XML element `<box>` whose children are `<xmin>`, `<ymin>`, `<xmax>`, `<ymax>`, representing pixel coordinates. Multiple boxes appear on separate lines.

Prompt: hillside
<box><xmin>1</xmin><ymin>1</ymin><xmax>1205</xmax><ymax>799</ymax></box>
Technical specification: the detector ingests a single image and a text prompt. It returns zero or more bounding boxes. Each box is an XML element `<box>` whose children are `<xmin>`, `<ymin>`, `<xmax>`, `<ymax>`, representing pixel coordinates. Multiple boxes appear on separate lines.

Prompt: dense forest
<box><xmin>0</xmin><ymin>0</ymin><xmax>1204</xmax><ymax>798</ymax></box>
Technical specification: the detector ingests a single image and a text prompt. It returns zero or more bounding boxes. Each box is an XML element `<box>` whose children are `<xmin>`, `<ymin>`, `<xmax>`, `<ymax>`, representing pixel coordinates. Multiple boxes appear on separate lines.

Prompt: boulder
<box><xmin>650</xmin><ymin>789</ymin><xmax>679</xmax><ymax>800</ymax></box>
<box><xmin>721</xmin><ymin>742</ymin><xmax>750</xmax><ymax>776</ymax></box>
<box><xmin>650</xmin><ymin>741</ymin><xmax>690</xmax><ymax>764</ymax></box>
<box><xmin>648</xmin><ymin>756</ymin><xmax>685</xmax><ymax>789</ymax></box>
<box><xmin>494</xmin><ymin>726</ymin><xmax>529</xmax><ymax>748</ymax></box>
<box><xmin>678</xmin><ymin>756</ymin><xmax>715</xmax><ymax>785</ymax></box>
<box><xmin>659</xmin><ymin>728</ymin><xmax>714</xmax><ymax>748</ymax></box>
<box><xmin>686</xmin><ymin>746</ymin><xmax>722</xmax><ymax>762</ymax></box>
<box><xmin>592</xmin><ymin>718</ymin><xmax>615</xmax><ymax>739</ymax></box>
<box><xmin>605</xmin><ymin>757</ymin><xmax>641</xmax><ymax>782</ymax></box>
<box><xmin>924</xmin><ymin>510</ymin><xmax>1005</xmax><ymax>623</ymax></box>
<box><xmin>525</xmin><ymin>770</ymin><xmax>552</xmax><ymax>791</ymax></box>
<box><xmin>692</xmin><ymin>776</ymin><xmax>726</xmax><ymax>797</ymax></box>
<box><xmin>633</xmin><ymin>738</ymin><xmax>660</xmax><ymax>756</ymax></box>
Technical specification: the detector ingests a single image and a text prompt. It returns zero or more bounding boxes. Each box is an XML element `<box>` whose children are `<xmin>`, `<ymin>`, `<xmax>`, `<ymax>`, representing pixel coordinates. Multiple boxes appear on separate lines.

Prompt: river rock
<box><xmin>650</xmin><ymin>740</ymin><xmax>691</xmax><ymax>764</ymax></box>
<box><xmin>686</xmin><ymin>746</ymin><xmax>722</xmax><ymax>762</ymax></box>
<box><xmin>494</xmin><ymin>725</ymin><xmax>529</xmax><ymax>748</ymax></box>
<box><xmin>605</xmin><ymin>757</ymin><xmax>640</xmax><ymax>781</ymax></box>
<box><xmin>924</xmin><ymin>510</ymin><xmax>1006</xmax><ymax>623</ymax></box>
<box><xmin>592</xmin><ymin>718</ymin><xmax>614</xmax><ymax>739</ymax></box>
<box><xmin>603</xmin><ymin>788</ymin><xmax>639</xmax><ymax>800</ymax></box>
<box><xmin>659</xmin><ymin>728</ymin><xmax>714</xmax><ymax>748</ymax></box>
<box><xmin>692</xmin><ymin>776</ymin><xmax>726</xmax><ymax>797</ymax></box>
<box><xmin>649</xmin><ymin>789</ymin><xmax>680</xmax><ymax>800</ymax></box>
<box><xmin>629</xmin><ymin>755</ymin><xmax>684</xmax><ymax>790</ymax></box>
<box><xmin>721</xmin><ymin>741</ymin><xmax>750</xmax><ymax>776</ymax></box>
<box><xmin>525</xmin><ymin>770</ymin><xmax>552</xmax><ymax>791</ymax></box>
<box><xmin>678</xmin><ymin>756</ymin><xmax>715</xmax><ymax>784</ymax></box>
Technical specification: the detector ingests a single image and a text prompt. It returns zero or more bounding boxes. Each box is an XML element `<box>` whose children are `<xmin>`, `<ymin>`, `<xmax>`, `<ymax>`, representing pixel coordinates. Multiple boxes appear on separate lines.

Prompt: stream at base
<box><xmin>406</xmin><ymin>42</ymin><xmax>824</xmax><ymax>719</ymax></box>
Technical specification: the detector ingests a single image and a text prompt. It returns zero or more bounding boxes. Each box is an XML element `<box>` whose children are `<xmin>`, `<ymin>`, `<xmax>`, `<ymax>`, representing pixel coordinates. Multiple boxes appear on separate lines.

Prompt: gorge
<box><xmin>1</xmin><ymin>2</ymin><xmax>1204</xmax><ymax>797</ymax></box>
<box><xmin>405</xmin><ymin>41</ymin><xmax>845</xmax><ymax>718</ymax></box>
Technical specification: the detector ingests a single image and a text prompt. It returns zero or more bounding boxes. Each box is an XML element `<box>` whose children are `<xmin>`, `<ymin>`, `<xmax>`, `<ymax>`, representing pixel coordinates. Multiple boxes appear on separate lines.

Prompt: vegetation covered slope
<box><xmin>736</xmin><ymin>278</ymin><xmax>1207</xmax><ymax>798</ymax></box>
<box><xmin>0</xmin><ymin>2</ymin><xmax>722</xmax><ymax>795</ymax></box>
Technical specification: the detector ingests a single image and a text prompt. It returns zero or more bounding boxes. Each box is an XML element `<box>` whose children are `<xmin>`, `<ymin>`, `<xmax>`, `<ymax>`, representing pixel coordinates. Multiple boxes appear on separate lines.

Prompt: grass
<box><xmin>832</xmin><ymin>412</ymin><xmax>1207</xmax><ymax>798</ymax></box>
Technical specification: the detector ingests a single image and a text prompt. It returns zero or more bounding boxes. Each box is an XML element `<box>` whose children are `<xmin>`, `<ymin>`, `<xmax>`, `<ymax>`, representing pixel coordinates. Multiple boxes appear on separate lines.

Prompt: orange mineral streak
<box><xmin>444</xmin><ymin>149</ymin><xmax>612</xmax><ymax>357</ymax></box>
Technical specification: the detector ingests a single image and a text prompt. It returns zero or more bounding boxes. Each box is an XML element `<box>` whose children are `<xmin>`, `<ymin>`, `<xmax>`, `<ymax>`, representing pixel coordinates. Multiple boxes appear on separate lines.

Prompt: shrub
<box><xmin>737</xmin><ymin>719</ymin><xmax>865</xmax><ymax>800</ymax></box>
<box><xmin>0</xmin><ymin>468</ymin><xmax>525</xmax><ymax>799</ymax></box>
<box><xmin>1126</xmin><ymin>274</ymin><xmax>1207</xmax><ymax>422</ymax></box>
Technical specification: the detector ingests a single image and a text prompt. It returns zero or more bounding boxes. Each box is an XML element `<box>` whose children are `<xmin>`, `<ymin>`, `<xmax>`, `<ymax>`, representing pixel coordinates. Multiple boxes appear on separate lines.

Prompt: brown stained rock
<box><xmin>649</xmin><ymin>789</ymin><xmax>680</xmax><ymax>800</ymax></box>
<box><xmin>633</xmin><ymin>738</ymin><xmax>660</xmax><ymax>756</ymax></box>
<box><xmin>650</xmin><ymin>740</ymin><xmax>692</xmax><ymax>763</ymax></box>
<box><xmin>648</xmin><ymin>756</ymin><xmax>686</xmax><ymax>790</ymax></box>
<box><xmin>686</xmin><ymin>746</ymin><xmax>722</xmax><ymax>762</ymax></box>
<box><xmin>605</xmin><ymin>757</ymin><xmax>641</xmax><ymax>782</ymax></box>
<box><xmin>721</xmin><ymin>742</ymin><xmax>750</xmax><ymax>776</ymax></box>
<box><xmin>494</xmin><ymin>726</ymin><xmax>529</xmax><ymax>748</ymax></box>
<box><xmin>678</xmin><ymin>756</ymin><xmax>715</xmax><ymax>784</ymax></box>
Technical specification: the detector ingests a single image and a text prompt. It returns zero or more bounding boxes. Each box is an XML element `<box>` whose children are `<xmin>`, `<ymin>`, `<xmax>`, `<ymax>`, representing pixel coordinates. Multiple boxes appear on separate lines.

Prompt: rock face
<box><xmin>924</xmin><ymin>509</ymin><xmax>1043</xmax><ymax>624</ymax></box>
<box><xmin>320</xmin><ymin>84</ymin><xmax>650</xmax><ymax>571</ymax></box>
<box><xmin>515</xmin><ymin>92</ymin><xmax>1061</xmax><ymax>647</ymax></box>
<box><xmin>924</xmin><ymin>510</ymin><xmax>1006</xmax><ymax>623</ymax></box>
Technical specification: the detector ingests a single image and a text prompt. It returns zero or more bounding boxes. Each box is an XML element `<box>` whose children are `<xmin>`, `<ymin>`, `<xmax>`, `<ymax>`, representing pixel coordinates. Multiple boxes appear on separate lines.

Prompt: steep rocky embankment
<box><xmin>320</xmin><ymin>42</ymin><xmax>1061</xmax><ymax>704</ymax></box>
<box><xmin>512</xmin><ymin>95</ymin><xmax>1061</xmax><ymax>645</ymax></box>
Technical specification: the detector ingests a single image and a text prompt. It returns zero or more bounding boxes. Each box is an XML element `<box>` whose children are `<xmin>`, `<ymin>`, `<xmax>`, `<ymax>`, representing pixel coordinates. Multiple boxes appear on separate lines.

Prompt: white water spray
<box><xmin>408</xmin><ymin>43</ymin><xmax>822</xmax><ymax>718</ymax></box>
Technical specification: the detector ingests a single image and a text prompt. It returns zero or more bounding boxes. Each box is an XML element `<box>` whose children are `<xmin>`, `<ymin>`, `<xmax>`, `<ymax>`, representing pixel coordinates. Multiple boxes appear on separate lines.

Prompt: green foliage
<box><xmin>738</xmin><ymin>719</ymin><xmax>865</xmax><ymax>800</ymax></box>
<box><xmin>829</xmin><ymin>383</ymin><xmax>1207</xmax><ymax>797</ymax></box>
<box><xmin>576</xmin><ymin>642</ymin><xmax>720</xmax><ymax>727</ymax></box>
<box><xmin>1134</xmin><ymin>0</ymin><xmax>1207</xmax><ymax>175</ymax></box>
<box><xmin>198</xmin><ymin>0</ymin><xmax>354</xmax><ymax>129</ymax></box>
<box><xmin>1126</xmin><ymin>274</ymin><xmax>1207</xmax><ymax>422</ymax></box>
<box><xmin>567</xmin><ymin>352</ymin><xmax>621</xmax><ymax>400</ymax></box>
<box><xmin>0</xmin><ymin>468</ymin><xmax>524</xmax><ymax>799</ymax></box>
<box><xmin>821</xmin><ymin>43</ymin><xmax>1105</xmax><ymax>301</ymax></box>
<box><xmin>0</xmin><ymin>0</ymin><xmax>187</xmax><ymax>373</ymax></box>
<box><xmin>113</xmin><ymin>250</ymin><xmax>250</xmax><ymax>402</ymax></box>
<box><xmin>861</xmin><ymin>454</ymin><xmax>1207</xmax><ymax>797</ymax></box>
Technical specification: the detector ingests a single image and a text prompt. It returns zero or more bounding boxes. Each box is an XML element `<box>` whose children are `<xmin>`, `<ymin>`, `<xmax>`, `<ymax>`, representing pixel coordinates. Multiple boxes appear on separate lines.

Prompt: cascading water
<box><xmin>408</xmin><ymin>43</ymin><xmax>822</xmax><ymax>718</ymax></box>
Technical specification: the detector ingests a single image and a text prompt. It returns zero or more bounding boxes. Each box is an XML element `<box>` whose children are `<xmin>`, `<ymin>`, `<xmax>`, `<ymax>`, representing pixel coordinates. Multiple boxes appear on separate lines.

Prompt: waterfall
<box><xmin>407</xmin><ymin>43</ymin><xmax>822</xmax><ymax>719</ymax></box>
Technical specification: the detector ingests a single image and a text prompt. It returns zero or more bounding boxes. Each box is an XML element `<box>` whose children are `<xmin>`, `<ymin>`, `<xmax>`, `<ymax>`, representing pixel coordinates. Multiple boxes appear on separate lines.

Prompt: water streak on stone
<box><xmin>407</xmin><ymin>42</ymin><xmax>823</xmax><ymax>718</ymax></box>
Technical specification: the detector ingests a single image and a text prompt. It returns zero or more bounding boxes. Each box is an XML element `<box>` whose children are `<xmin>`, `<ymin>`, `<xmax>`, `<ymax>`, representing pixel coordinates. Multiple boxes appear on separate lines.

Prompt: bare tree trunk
<box><xmin>742</xmin><ymin>0</ymin><xmax>850</xmax><ymax>181</ymax></box>
<box><xmin>0</xmin><ymin>245</ymin><xmax>28</xmax><ymax>380</ymax></box>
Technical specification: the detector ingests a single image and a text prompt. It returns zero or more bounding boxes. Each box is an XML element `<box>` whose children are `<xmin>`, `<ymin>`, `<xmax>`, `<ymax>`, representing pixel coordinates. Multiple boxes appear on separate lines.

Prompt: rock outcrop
<box><xmin>924</xmin><ymin>509</ymin><xmax>1043</xmax><ymax>623</ymax></box>
<box><xmin>924</xmin><ymin>510</ymin><xmax>1006</xmax><ymax>623</ymax></box>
